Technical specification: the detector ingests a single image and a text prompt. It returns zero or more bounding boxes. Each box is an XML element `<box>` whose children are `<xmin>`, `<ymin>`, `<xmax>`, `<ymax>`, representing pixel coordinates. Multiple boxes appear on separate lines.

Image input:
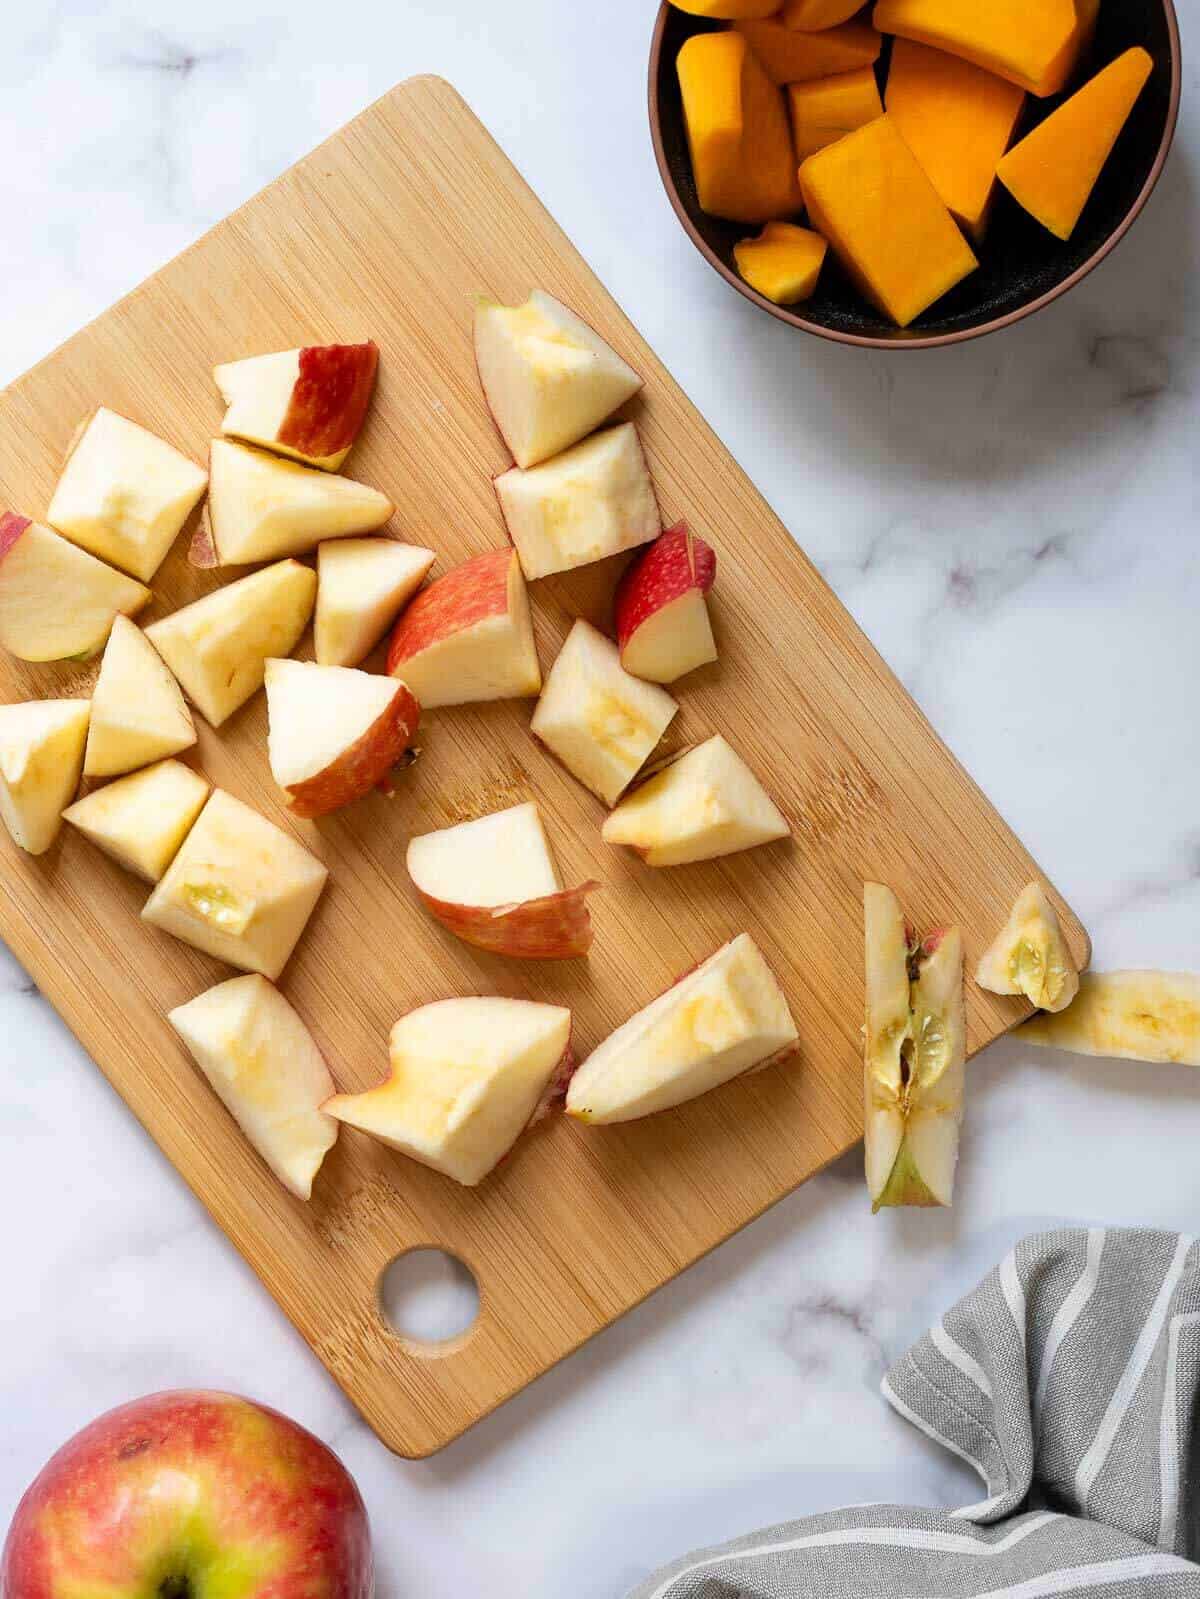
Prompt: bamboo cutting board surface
<box><xmin>0</xmin><ymin>77</ymin><xmax>1088</xmax><ymax>1457</ymax></box>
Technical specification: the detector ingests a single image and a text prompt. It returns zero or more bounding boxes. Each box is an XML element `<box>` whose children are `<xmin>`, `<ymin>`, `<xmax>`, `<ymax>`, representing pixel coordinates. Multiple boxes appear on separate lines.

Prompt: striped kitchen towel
<box><xmin>632</xmin><ymin>1229</ymin><xmax>1200</xmax><ymax>1599</ymax></box>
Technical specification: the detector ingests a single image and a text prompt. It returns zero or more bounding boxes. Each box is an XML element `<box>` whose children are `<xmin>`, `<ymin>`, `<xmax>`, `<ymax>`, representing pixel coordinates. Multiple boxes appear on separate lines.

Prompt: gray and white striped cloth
<box><xmin>632</xmin><ymin>1229</ymin><xmax>1200</xmax><ymax>1599</ymax></box>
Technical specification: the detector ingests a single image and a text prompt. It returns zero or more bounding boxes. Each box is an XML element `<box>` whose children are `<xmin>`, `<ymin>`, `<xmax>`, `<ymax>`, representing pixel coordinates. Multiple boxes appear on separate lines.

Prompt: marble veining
<box><xmin>1</xmin><ymin>3</ymin><xmax>1199</xmax><ymax>1596</ymax></box>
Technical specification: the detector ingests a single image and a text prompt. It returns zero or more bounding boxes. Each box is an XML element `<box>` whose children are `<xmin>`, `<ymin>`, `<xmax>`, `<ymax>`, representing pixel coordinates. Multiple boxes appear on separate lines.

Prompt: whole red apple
<box><xmin>1</xmin><ymin>1390</ymin><xmax>372</xmax><ymax>1599</ymax></box>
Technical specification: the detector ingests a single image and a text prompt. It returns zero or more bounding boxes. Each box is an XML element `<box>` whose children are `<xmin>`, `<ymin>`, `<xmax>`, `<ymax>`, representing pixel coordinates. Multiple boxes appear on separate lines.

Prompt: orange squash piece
<box><xmin>872</xmin><ymin>0</ymin><xmax>1096</xmax><ymax>97</ymax></box>
<box><xmin>996</xmin><ymin>48</ymin><xmax>1154</xmax><ymax>240</ymax></box>
<box><xmin>886</xmin><ymin>39</ymin><xmax>1026</xmax><ymax>242</ymax></box>
<box><xmin>734</xmin><ymin>222</ymin><xmax>828</xmax><ymax>303</ymax></box>
<box><xmin>734</xmin><ymin>16</ymin><xmax>881</xmax><ymax>86</ymax></box>
<box><xmin>670</xmin><ymin>0</ymin><xmax>783</xmax><ymax>15</ymax></box>
<box><xmin>788</xmin><ymin>67</ymin><xmax>883</xmax><ymax>159</ymax></box>
<box><xmin>798</xmin><ymin>115</ymin><xmax>978</xmax><ymax>326</ymax></box>
<box><xmin>786</xmin><ymin>0</ymin><xmax>867</xmax><ymax>29</ymax></box>
<box><xmin>677</xmin><ymin>31</ymin><xmax>803</xmax><ymax>224</ymax></box>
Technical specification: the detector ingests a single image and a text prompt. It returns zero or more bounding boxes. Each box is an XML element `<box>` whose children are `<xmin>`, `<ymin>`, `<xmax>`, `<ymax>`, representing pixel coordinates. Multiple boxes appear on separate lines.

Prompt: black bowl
<box><xmin>649</xmin><ymin>1</ymin><xmax>1182</xmax><ymax>348</ymax></box>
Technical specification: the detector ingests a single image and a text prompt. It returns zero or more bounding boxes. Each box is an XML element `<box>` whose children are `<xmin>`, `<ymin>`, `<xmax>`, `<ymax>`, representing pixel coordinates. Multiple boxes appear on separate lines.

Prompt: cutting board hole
<box><xmin>379</xmin><ymin>1248</ymin><xmax>479</xmax><ymax>1348</ymax></box>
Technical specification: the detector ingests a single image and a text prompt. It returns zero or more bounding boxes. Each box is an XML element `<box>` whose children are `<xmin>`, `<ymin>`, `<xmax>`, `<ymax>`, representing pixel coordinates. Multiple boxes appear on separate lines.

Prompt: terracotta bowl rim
<box><xmin>647</xmin><ymin>2</ymin><xmax>1183</xmax><ymax>351</ymax></box>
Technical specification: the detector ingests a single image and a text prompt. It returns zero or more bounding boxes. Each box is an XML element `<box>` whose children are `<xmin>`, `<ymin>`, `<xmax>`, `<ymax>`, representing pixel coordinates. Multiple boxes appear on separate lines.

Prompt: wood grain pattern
<box><xmin>0</xmin><ymin>77</ymin><xmax>1089</xmax><ymax>1457</ymax></box>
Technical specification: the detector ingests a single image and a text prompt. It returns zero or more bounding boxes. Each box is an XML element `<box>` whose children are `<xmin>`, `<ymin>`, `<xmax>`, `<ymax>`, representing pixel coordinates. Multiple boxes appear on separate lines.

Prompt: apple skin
<box><xmin>414</xmin><ymin>879</ymin><xmax>599</xmax><ymax>960</ymax></box>
<box><xmin>386</xmin><ymin>549</ymin><xmax>509</xmax><ymax>675</ymax></box>
<box><xmin>614</xmin><ymin>523</ymin><xmax>716</xmax><ymax>655</ymax></box>
<box><xmin>188</xmin><ymin>512</ymin><xmax>219</xmax><ymax>569</ymax></box>
<box><xmin>0</xmin><ymin>511</ymin><xmax>31</xmax><ymax>561</ymax></box>
<box><xmin>279</xmin><ymin>342</ymin><xmax>379</xmax><ymax>460</ymax></box>
<box><xmin>0</xmin><ymin>1390</ymin><xmax>372</xmax><ymax>1599</ymax></box>
<box><xmin>285</xmin><ymin>680</ymin><xmax>420</xmax><ymax>819</ymax></box>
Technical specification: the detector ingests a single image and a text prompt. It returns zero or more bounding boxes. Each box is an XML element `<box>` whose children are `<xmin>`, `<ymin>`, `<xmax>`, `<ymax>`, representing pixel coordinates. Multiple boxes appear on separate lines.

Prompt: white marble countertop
<box><xmin>2</xmin><ymin>3</ymin><xmax>1198</xmax><ymax>1594</ymax></box>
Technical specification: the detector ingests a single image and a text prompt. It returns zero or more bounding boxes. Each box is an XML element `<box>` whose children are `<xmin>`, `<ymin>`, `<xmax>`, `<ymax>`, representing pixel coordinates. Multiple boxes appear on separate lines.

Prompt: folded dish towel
<box><xmin>633</xmin><ymin>1228</ymin><xmax>1200</xmax><ymax>1598</ymax></box>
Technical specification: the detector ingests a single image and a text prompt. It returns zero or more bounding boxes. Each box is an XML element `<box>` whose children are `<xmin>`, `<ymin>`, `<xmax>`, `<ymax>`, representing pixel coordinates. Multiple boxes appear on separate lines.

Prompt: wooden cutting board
<box><xmin>0</xmin><ymin>76</ymin><xmax>1088</xmax><ymax>1457</ymax></box>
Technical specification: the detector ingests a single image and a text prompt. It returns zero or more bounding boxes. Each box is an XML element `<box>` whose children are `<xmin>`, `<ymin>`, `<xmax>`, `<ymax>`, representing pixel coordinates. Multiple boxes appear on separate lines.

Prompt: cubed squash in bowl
<box><xmin>798</xmin><ymin>115</ymin><xmax>978</xmax><ymax>327</ymax></box>
<box><xmin>677</xmin><ymin>30</ymin><xmax>803</xmax><ymax>224</ymax></box>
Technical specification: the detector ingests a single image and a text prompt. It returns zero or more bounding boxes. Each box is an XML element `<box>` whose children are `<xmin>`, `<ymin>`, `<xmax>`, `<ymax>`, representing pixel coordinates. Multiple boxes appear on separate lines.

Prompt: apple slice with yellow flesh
<box><xmin>531</xmin><ymin>619</ymin><xmax>677</xmax><ymax>805</ymax></box>
<box><xmin>142</xmin><ymin>789</ymin><xmax>328</xmax><ymax>979</ymax></box>
<box><xmin>386</xmin><ymin>548</ymin><xmax>540</xmax><ymax>709</ymax></box>
<box><xmin>864</xmin><ymin>883</ymin><xmax>965</xmax><ymax>1212</ymax></box>
<box><xmin>203</xmin><ymin>439</ymin><xmax>393</xmax><ymax>566</ymax></box>
<box><xmin>264</xmin><ymin>657</ymin><xmax>420</xmax><ymax>819</ymax></box>
<box><xmin>46</xmin><ymin>408</ymin><xmax>208</xmax><ymax>582</ymax></box>
<box><xmin>214</xmin><ymin>341</ymin><xmax>379</xmax><ymax>471</ymax></box>
<box><xmin>1022</xmin><ymin>972</ymin><xmax>1200</xmax><ymax>1065</ymax></box>
<box><xmin>146</xmin><ymin>559</ymin><xmax>317</xmax><ymax>728</ymax></box>
<box><xmin>976</xmin><ymin>880</ymin><xmax>1080</xmax><ymax>1013</ymax></box>
<box><xmin>495</xmin><ymin>422</ymin><xmax>661</xmax><ymax>581</ymax></box>
<box><xmin>63</xmin><ymin>759</ymin><xmax>210</xmax><ymax>882</ymax></box>
<box><xmin>615</xmin><ymin>523</ymin><xmax>717</xmax><ymax>683</ymax></box>
<box><xmin>0</xmin><ymin>512</ymin><xmax>150</xmax><ymax>663</ymax></box>
<box><xmin>566</xmin><ymin>933</ymin><xmax>798</xmax><ymax>1123</ymax></box>
<box><xmin>315</xmin><ymin>537</ymin><xmax>434</xmax><ymax>667</ymax></box>
<box><xmin>169</xmin><ymin>975</ymin><xmax>338</xmax><ymax>1199</ymax></box>
<box><xmin>474</xmin><ymin>291</ymin><xmax>643</xmax><ymax>469</ymax></box>
<box><xmin>407</xmin><ymin>801</ymin><xmax>597</xmax><ymax>959</ymax></box>
<box><xmin>602</xmin><ymin>734</ymin><xmax>788</xmax><ymax>867</ymax></box>
<box><xmin>324</xmin><ymin>997</ymin><xmax>573</xmax><ymax>1186</ymax></box>
<box><xmin>83</xmin><ymin>616</ymin><xmax>196</xmax><ymax>779</ymax></box>
<box><xmin>0</xmin><ymin>699</ymin><xmax>90</xmax><ymax>855</ymax></box>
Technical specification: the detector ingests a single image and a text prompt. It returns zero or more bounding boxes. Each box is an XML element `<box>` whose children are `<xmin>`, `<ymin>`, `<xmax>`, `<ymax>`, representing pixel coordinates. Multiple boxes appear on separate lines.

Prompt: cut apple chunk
<box><xmin>169</xmin><ymin>975</ymin><xmax>338</xmax><ymax>1199</ymax></box>
<box><xmin>145</xmin><ymin>559</ymin><xmax>317</xmax><ymax>728</ymax></box>
<box><xmin>495</xmin><ymin>422</ymin><xmax>660</xmax><ymax>582</ymax></box>
<box><xmin>615</xmin><ymin>523</ymin><xmax>718</xmax><ymax>683</ymax></box>
<box><xmin>46</xmin><ymin>408</ymin><xmax>208</xmax><ymax>582</ymax></box>
<box><xmin>407</xmin><ymin>801</ymin><xmax>597</xmax><ymax>959</ymax></box>
<box><xmin>474</xmin><ymin>290</ymin><xmax>643</xmax><ymax>469</ymax></box>
<box><xmin>204</xmin><ymin>439</ymin><xmax>393</xmax><ymax>566</ymax></box>
<box><xmin>863</xmin><ymin>883</ymin><xmax>965</xmax><ymax>1212</ymax></box>
<box><xmin>566</xmin><ymin>933</ymin><xmax>797</xmax><ymax>1123</ymax></box>
<box><xmin>977</xmin><ymin>881</ymin><xmax>1080</xmax><ymax>1013</ymax></box>
<box><xmin>214</xmin><ymin>341</ymin><xmax>379</xmax><ymax>471</ymax></box>
<box><xmin>142</xmin><ymin>789</ymin><xmax>328</xmax><ymax>979</ymax></box>
<box><xmin>83</xmin><ymin>616</ymin><xmax>196</xmax><ymax>779</ymax></box>
<box><xmin>385</xmin><ymin>548</ymin><xmax>540</xmax><ymax>709</ymax></box>
<box><xmin>264</xmin><ymin>657</ymin><xmax>420</xmax><ymax>819</ymax></box>
<box><xmin>315</xmin><ymin>538</ymin><xmax>434</xmax><ymax>667</ymax></box>
<box><xmin>63</xmin><ymin>759</ymin><xmax>210</xmax><ymax>882</ymax></box>
<box><xmin>0</xmin><ymin>699</ymin><xmax>90</xmax><ymax>855</ymax></box>
<box><xmin>324</xmin><ymin>997</ymin><xmax>573</xmax><ymax>1186</ymax></box>
<box><xmin>0</xmin><ymin>513</ymin><xmax>150</xmax><ymax>663</ymax></box>
<box><xmin>1022</xmin><ymin>972</ymin><xmax>1200</xmax><ymax>1065</ymax></box>
<box><xmin>602</xmin><ymin>734</ymin><xmax>789</xmax><ymax>868</ymax></box>
<box><xmin>531</xmin><ymin>619</ymin><xmax>677</xmax><ymax>806</ymax></box>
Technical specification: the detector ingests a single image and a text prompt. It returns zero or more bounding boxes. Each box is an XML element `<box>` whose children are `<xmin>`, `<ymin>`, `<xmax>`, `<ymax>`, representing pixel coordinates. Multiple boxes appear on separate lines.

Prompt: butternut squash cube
<box><xmin>670</xmin><ymin>0</ymin><xmax>781</xmax><ymax>15</ymax></box>
<box><xmin>677</xmin><ymin>31</ymin><xmax>803</xmax><ymax>224</ymax></box>
<box><xmin>872</xmin><ymin>0</ymin><xmax>1097</xmax><ymax>98</ymax></box>
<box><xmin>886</xmin><ymin>39</ymin><xmax>1026</xmax><ymax>242</ymax></box>
<box><xmin>788</xmin><ymin>67</ymin><xmax>883</xmax><ymax>160</ymax></box>
<box><xmin>785</xmin><ymin>0</ymin><xmax>867</xmax><ymax>29</ymax></box>
<box><xmin>734</xmin><ymin>222</ymin><xmax>828</xmax><ymax>303</ymax></box>
<box><xmin>996</xmin><ymin>48</ymin><xmax>1154</xmax><ymax>241</ymax></box>
<box><xmin>798</xmin><ymin>115</ymin><xmax>978</xmax><ymax>326</ymax></box>
<box><xmin>734</xmin><ymin>16</ymin><xmax>881</xmax><ymax>86</ymax></box>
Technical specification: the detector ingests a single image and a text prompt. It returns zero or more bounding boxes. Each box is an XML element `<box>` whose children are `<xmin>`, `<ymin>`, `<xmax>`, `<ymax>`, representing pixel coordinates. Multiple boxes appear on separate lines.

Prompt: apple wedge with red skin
<box><xmin>386</xmin><ymin>547</ymin><xmax>540</xmax><ymax>708</ymax></box>
<box><xmin>265</xmin><ymin>657</ymin><xmax>420</xmax><ymax>819</ymax></box>
<box><xmin>414</xmin><ymin>883</ymin><xmax>598</xmax><ymax>960</ymax></box>
<box><xmin>214</xmin><ymin>340</ymin><xmax>378</xmax><ymax>470</ymax></box>
<box><xmin>0</xmin><ymin>1390</ymin><xmax>372</xmax><ymax>1599</ymax></box>
<box><xmin>615</xmin><ymin>522</ymin><xmax>717</xmax><ymax>684</ymax></box>
<box><xmin>407</xmin><ymin>801</ymin><xmax>597</xmax><ymax>960</ymax></box>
